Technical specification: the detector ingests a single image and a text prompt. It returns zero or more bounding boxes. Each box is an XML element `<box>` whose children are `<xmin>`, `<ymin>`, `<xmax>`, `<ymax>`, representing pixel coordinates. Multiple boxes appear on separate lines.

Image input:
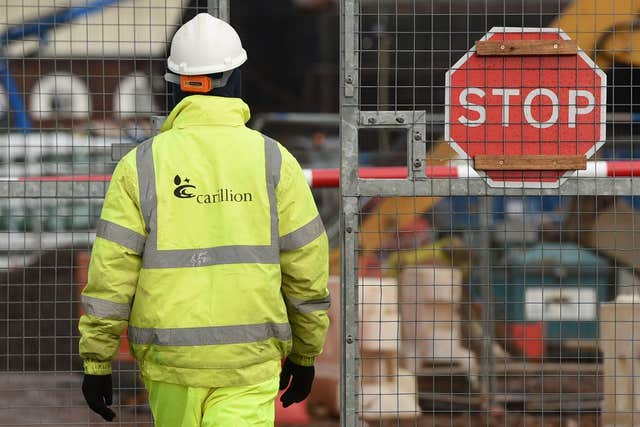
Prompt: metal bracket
<box><xmin>358</xmin><ymin>111</ymin><xmax>427</xmax><ymax>180</ymax></box>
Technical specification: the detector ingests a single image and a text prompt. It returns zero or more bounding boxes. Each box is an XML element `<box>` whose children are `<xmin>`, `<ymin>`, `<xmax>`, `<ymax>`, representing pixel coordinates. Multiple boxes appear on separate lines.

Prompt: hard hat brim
<box><xmin>167</xmin><ymin>49</ymin><xmax>247</xmax><ymax>75</ymax></box>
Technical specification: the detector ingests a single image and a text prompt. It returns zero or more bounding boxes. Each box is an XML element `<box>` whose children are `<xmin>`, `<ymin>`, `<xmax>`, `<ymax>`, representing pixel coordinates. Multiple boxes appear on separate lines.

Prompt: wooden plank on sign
<box><xmin>474</xmin><ymin>154</ymin><xmax>587</xmax><ymax>171</ymax></box>
<box><xmin>475</xmin><ymin>39</ymin><xmax>578</xmax><ymax>56</ymax></box>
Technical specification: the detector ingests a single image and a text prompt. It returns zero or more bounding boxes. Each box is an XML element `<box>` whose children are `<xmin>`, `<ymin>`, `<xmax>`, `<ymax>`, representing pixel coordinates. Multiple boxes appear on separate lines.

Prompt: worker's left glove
<box><xmin>82</xmin><ymin>374</ymin><xmax>116</xmax><ymax>422</ymax></box>
<box><xmin>279</xmin><ymin>358</ymin><xmax>315</xmax><ymax>408</ymax></box>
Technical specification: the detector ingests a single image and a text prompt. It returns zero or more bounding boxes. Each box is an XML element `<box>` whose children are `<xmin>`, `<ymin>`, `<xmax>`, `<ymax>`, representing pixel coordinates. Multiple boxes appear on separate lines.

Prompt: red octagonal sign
<box><xmin>445</xmin><ymin>27</ymin><xmax>606</xmax><ymax>188</ymax></box>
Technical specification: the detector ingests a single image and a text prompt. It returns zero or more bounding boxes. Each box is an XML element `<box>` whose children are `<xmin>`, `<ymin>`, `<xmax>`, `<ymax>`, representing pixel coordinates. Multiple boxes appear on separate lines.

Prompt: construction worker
<box><xmin>78</xmin><ymin>13</ymin><xmax>330</xmax><ymax>426</ymax></box>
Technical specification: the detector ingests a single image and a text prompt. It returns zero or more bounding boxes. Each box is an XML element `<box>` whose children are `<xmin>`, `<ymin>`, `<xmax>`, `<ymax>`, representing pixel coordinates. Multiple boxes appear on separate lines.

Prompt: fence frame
<box><xmin>208</xmin><ymin>0</ymin><xmax>229</xmax><ymax>22</ymax></box>
<box><xmin>339</xmin><ymin>1</ymin><xmax>640</xmax><ymax>425</ymax></box>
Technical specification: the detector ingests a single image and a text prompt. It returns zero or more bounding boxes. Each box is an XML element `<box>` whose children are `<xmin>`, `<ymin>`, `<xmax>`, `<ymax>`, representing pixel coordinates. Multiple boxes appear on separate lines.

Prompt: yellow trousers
<box><xmin>144</xmin><ymin>376</ymin><xmax>280</xmax><ymax>427</ymax></box>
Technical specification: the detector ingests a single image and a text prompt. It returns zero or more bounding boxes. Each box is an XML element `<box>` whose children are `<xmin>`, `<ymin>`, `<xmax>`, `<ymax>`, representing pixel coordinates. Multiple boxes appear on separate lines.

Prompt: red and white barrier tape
<box><xmin>7</xmin><ymin>161</ymin><xmax>640</xmax><ymax>188</ymax></box>
<box><xmin>304</xmin><ymin>161</ymin><xmax>640</xmax><ymax>187</ymax></box>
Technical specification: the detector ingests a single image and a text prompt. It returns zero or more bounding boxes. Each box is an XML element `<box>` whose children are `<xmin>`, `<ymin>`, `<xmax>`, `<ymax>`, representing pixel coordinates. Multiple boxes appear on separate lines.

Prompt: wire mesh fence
<box><xmin>0</xmin><ymin>0</ymin><xmax>187</xmax><ymax>425</ymax></box>
<box><xmin>340</xmin><ymin>1</ymin><xmax>640</xmax><ymax>426</ymax></box>
<box><xmin>4</xmin><ymin>0</ymin><xmax>640</xmax><ymax>426</ymax></box>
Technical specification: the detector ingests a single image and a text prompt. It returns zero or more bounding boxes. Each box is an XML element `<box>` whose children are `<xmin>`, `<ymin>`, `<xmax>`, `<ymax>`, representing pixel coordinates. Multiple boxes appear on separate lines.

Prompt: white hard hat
<box><xmin>167</xmin><ymin>13</ymin><xmax>247</xmax><ymax>76</ymax></box>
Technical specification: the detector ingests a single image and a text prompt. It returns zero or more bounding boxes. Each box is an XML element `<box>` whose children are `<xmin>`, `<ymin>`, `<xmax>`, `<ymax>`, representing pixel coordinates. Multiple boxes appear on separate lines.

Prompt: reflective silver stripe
<box><xmin>264</xmin><ymin>135</ymin><xmax>281</xmax><ymax>250</ymax></box>
<box><xmin>137</xmin><ymin>134</ymin><xmax>282</xmax><ymax>268</ymax></box>
<box><xmin>128</xmin><ymin>322</ymin><xmax>292</xmax><ymax>346</ymax></box>
<box><xmin>284</xmin><ymin>294</ymin><xmax>331</xmax><ymax>314</ymax></box>
<box><xmin>280</xmin><ymin>215</ymin><xmax>325</xmax><ymax>252</ymax></box>
<box><xmin>96</xmin><ymin>219</ymin><xmax>146</xmax><ymax>254</ymax></box>
<box><xmin>264</xmin><ymin>135</ymin><xmax>281</xmax><ymax>188</ymax></box>
<box><xmin>81</xmin><ymin>295</ymin><xmax>130</xmax><ymax>320</ymax></box>
<box><xmin>136</xmin><ymin>137</ymin><xmax>156</xmax><ymax>234</ymax></box>
<box><xmin>142</xmin><ymin>246</ymin><xmax>279</xmax><ymax>268</ymax></box>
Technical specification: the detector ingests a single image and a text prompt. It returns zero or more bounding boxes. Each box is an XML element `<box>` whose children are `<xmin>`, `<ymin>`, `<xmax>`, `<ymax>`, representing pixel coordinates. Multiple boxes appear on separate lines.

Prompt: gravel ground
<box><xmin>0</xmin><ymin>373</ymin><xmax>153</xmax><ymax>426</ymax></box>
<box><xmin>0</xmin><ymin>373</ymin><xmax>598</xmax><ymax>427</ymax></box>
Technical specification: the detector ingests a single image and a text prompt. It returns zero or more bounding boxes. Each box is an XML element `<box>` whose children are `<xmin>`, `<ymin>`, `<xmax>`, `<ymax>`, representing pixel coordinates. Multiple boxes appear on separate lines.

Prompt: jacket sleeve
<box><xmin>78</xmin><ymin>152</ymin><xmax>146</xmax><ymax>375</ymax></box>
<box><xmin>276</xmin><ymin>145</ymin><xmax>330</xmax><ymax>367</ymax></box>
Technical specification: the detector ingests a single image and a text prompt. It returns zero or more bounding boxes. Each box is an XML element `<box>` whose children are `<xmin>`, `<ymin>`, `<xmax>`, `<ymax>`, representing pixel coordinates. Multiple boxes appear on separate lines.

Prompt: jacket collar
<box><xmin>160</xmin><ymin>95</ymin><xmax>251</xmax><ymax>132</ymax></box>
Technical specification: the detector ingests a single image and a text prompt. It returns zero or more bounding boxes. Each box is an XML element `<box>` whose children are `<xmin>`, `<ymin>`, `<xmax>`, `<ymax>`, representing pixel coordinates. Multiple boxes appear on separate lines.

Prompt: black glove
<box><xmin>82</xmin><ymin>374</ymin><xmax>116</xmax><ymax>422</ymax></box>
<box><xmin>279</xmin><ymin>358</ymin><xmax>315</xmax><ymax>408</ymax></box>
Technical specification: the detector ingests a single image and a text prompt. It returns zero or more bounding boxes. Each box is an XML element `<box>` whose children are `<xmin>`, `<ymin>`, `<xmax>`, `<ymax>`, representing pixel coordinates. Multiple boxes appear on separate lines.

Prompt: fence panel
<box><xmin>0</xmin><ymin>1</ymin><xmax>225</xmax><ymax>425</ymax></box>
<box><xmin>340</xmin><ymin>1</ymin><xmax>640</xmax><ymax>426</ymax></box>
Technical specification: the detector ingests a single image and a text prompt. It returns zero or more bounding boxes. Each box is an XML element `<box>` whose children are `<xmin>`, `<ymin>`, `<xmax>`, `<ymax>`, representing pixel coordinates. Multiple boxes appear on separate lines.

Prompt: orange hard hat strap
<box><xmin>164</xmin><ymin>70</ymin><xmax>234</xmax><ymax>92</ymax></box>
<box><xmin>180</xmin><ymin>75</ymin><xmax>213</xmax><ymax>93</ymax></box>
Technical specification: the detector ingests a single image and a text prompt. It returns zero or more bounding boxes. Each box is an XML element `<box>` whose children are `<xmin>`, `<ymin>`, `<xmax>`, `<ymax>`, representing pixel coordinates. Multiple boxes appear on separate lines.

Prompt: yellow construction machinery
<box><xmin>551</xmin><ymin>0</ymin><xmax>640</xmax><ymax>70</ymax></box>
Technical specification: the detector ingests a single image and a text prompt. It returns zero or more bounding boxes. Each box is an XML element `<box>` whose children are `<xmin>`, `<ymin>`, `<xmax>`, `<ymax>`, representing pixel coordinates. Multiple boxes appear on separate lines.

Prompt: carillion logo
<box><xmin>173</xmin><ymin>175</ymin><xmax>196</xmax><ymax>198</ymax></box>
<box><xmin>173</xmin><ymin>175</ymin><xmax>253</xmax><ymax>204</ymax></box>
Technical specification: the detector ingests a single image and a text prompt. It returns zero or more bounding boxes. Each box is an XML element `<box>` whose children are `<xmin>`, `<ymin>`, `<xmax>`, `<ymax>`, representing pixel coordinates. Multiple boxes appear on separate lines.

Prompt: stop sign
<box><xmin>445</xmin><ymin>27</ymin><xmax>606</xmax><ymax>188</ymax></box>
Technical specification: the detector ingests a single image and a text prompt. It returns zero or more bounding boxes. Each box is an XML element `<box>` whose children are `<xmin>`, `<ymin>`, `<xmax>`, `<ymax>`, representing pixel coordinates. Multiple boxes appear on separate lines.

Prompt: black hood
<box><xmin>169</xmin><ymin>68</ymin><xmax>242</xmax><ymax>110</ymax></box>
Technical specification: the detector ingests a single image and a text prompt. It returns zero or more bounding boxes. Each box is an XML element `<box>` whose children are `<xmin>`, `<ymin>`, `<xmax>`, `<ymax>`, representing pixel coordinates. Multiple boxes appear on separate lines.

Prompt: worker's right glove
<box><xmin>279</xmin><ymin>358</ymin><xmax>315</xmax><ymax>408</ymax></box>
<box><xmin>82</xmin><ymin>374</ymin><xmax>116</xmax><ymax>422</ymax></box>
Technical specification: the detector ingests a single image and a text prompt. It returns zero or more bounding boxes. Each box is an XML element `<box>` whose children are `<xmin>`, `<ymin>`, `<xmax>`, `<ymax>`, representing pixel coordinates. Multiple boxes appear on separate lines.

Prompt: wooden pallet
<box><xmin>417</xmin><ymin>361</ymin><xmax>602</xmax><ymax>413</ymax></box>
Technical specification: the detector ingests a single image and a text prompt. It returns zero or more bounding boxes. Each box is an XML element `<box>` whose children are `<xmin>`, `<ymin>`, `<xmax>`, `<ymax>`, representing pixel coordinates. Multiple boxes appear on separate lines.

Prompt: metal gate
<box><xmin>340</xmin><ymin>1</ymin><xmax>640</xmax><ymax>426</ymax></box>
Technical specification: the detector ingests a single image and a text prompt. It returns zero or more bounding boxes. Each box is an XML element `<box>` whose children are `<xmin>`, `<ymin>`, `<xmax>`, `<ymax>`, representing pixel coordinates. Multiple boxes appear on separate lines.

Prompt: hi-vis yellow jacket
<box><xmin>79</xmin><ymin>95</ymin><xmax>330</xmax><ymax>387</ymax></box>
